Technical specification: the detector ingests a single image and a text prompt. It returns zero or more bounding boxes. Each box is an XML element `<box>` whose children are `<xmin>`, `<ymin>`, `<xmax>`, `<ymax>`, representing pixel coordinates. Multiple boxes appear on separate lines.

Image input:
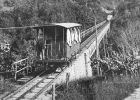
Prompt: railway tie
<box><xmin>3</xmin><ymin>72</ymin><xmax>60</xmax><ymax>100</ymax></box>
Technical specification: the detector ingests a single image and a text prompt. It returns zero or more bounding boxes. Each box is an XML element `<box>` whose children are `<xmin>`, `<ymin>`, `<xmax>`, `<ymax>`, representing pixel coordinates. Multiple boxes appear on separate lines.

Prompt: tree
<box><xmin>107</xmin><ymin>0</ymin><xmax>140</xmax><ymax>57</ymax></box>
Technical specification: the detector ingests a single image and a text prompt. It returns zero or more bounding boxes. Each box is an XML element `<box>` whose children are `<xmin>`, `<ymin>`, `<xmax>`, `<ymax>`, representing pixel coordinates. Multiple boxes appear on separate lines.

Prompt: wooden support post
<box><xmin>42</xmin><ymin>49</ymin><xmax>45</xmax><ymax>60</ymax></box>
<box><xmin>63</xmin><ymin>28</ymin><xmax>65</xmax><ymax>57</ymax></box>
<box><xmin>103</xmin><ymin>37</ymin><xmax>106</xmax><ymax>58</ymax></box>
<box><xmin>96</xmin><ymin>48</ymin><xmax>100</xmax><ymax>76</ymax></box>
<box><xmin>47</xmin><ymin>45</ymin><xmax>49</xmax><ymax>58</ymax></box>
<box><xmin>96</xmin><ymin>47</ymin><xmax>100</xmax><ymax>76</ymax></box>
<box><xmin>66</xmin><ymin>73</ymin><xmax>70</xmax><ymax>90</ymax></box>
<box><xmin>43</xmin><ymin>28</ymin><xmax>45</xmax><ymax>69</ymax></box>
<box><xmin>14</xmin><ymin>65</ymin><xmax>17</xmax><ymax>80</ymax></box>
<box><xmin>100</xmin><ymin>67</ymin><xmax>102</xmax><ymax>76</ymax></box>
<box><xmin>26</xmin><ymin>60</ymin><xmax>29</xmax><ymax>75</ymax></box>
<box><xmin>52</xmin><ymin>83</ymin><xmax>56</xmax><ymax>100</ymax></box>
<box><xmin>55</xmin><ymin>27</ymin><xmax>57</xmax><ymax>59</ymax></box>
<box><xmin>84</xmin><ymin>53</ymin><xmax>88</xmax><ymax>76</ymax></box>
<box><xmin>96</xmin><ymin>62</ymin><xmax>100</xmax><ymax>76</ymax></box>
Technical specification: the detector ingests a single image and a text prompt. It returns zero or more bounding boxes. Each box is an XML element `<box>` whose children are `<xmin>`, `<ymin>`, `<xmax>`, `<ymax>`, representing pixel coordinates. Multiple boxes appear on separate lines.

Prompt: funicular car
<box><xmin>34</xmin><ymin>23</ymin><xmax>82</xmax><ymax>70</ymax></box>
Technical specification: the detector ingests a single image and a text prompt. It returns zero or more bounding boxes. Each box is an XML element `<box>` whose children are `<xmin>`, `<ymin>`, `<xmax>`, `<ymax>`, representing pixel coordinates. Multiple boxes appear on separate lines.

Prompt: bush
<box><xmin>56</xmin><ymin>75</ymin><xmax>140</xmax><ymax>100</ymax></box>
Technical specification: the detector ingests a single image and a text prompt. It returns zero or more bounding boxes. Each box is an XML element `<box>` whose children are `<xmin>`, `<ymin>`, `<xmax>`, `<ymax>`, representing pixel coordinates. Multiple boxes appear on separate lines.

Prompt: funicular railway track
<box><xmin>81</xmin><ymin>21</ymin><xmax>108</xmax><ymax>49</ymax></box>
<box><xmin>81</xmin><ymin>20</ymin><xmax>106</xmax><ymax>42</ymax></box>
<box><xmin>3</xmin><ymin>64</ymin><xmax>69</xmax><ymax>100</ymax></box>
<box><xmin>3</xmin><ymin>69</ymin><xmax>63</xmax><ymax>100</ymax></box>
<box><xmin>3</xmin><ymin>21</ymin><xmax>108</xmax><ymax>100</ymax></box>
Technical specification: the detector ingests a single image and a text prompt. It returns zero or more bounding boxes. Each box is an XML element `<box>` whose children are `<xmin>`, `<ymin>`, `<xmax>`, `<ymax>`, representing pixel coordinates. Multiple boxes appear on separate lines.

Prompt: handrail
<box><xmin>80</xmin><ymin>21</ymin><xmax>108</xmax><ymax>50</ymax></box>
<box><xmin>12</xmin><ymin>57</ymin><xmax>30</xmax><ymax>80</ymax></box>
<box><xmin>81</xmin><ymin>21</ymin><xmax>106</xmax><ymax>36</ymax></box>
<box><xmin>12</xmin><ymin>57</ymin><xmax>29</xmax><ymax>65</ymax></box>
<box><xmin>81</xmin><ymin>21</ymin><xmax>106</xmax><ymax>38</ymax></box>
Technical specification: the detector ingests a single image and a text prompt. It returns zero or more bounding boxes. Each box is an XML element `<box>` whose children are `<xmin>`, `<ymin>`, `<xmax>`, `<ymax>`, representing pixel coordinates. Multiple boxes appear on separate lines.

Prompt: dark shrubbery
<box><xmin>56</xmin><ymin>75</ymin><xmax>140</xmax><ymax>100</ymax></box>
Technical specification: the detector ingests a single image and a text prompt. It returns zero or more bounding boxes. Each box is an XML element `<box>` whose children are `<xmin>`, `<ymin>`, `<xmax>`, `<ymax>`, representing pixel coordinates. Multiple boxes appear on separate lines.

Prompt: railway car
<box><xmin>34</xmin><ymin>23</ymin><xmax>82</xmax><ymax>70</ymax></box>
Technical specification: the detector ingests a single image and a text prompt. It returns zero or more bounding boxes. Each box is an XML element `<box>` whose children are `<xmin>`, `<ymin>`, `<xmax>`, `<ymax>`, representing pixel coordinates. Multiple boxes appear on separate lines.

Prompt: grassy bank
<box><xmin>56</xmin><ymin>75</ymin><xmax>140</xmax><ymax>100</ymax></box>
<box><xmin>0</xmin><ymin>79</ymin><xmax>20</xmax><ymax>99</ymax></box>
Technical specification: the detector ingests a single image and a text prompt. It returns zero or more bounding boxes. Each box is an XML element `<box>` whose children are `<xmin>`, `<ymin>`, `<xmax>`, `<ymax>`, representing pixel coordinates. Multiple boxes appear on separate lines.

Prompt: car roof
<box><xmin>52</xmin><ymin>23</ymin><xmax>81</xmax><ymax>28</ymax></box>
<box><xmin>0</xmin><ymin>23</ymin><xmax>81</xmax><ymax>30</ymax></box>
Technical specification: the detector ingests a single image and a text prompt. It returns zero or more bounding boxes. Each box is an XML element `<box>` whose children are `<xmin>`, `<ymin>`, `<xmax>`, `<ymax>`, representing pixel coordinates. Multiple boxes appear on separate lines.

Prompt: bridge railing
<box><xmin>80</xmin><ymin>21</ymin><xmax>108</xmax><ymax>49</ymax></box>
<box><xmin>81</xmin><ymin>21</ymin><xmax>106</xmax><ymax>39</ymax></box>
<box><xmin>12</xmin><ymin>57</ymin><xmax>32</xmax><ymax>80</ymax></box>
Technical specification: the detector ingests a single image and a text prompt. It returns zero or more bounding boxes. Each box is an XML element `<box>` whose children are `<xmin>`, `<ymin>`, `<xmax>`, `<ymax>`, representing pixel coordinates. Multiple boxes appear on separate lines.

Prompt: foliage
<box><xmin>0</xmin><ymin>0</ymin><xmax>107</xmax><ymax>62</ymax></box>
<box><xmin>95</xmin><ymin>76</ymin><xmax>140</xmax><ymax>100</ymax></box>
<box><xmin>56</xmin><ymin>75</ymin><xmax>140</xmax><ymax>100</ymax></box>
<box><xmin>98</xmin><ymin>0</ymin><xmax>140</xmax><ymax>57</ymax></box>
<box><xmin>0</xmin><ymin>52</ymin><xmax>14</xmax><ymax>72</ymax></box>
<box><xmin>0</xmin><ymin>0</ymin><xmax>140</xmax><ymax>72</ymax></box>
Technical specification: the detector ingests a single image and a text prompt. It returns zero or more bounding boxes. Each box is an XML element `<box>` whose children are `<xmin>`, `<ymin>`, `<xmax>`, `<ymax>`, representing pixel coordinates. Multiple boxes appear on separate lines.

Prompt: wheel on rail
<box><xmin>47</xmin><ymin>62</ymin><xmax>68</xmax><ymax>73</ymax></box>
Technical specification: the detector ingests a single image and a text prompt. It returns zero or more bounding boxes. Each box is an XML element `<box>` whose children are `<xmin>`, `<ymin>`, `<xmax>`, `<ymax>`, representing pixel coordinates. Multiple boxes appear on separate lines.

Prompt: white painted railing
<box><xmin>12</xmin><ymin>57</ymin><xmax>32</xmax><ymax>80</ymax></box>
<box><xmin>81</xmin><ymin>21</ymin><xmax>106</xmax><ymax>38</ymax></box>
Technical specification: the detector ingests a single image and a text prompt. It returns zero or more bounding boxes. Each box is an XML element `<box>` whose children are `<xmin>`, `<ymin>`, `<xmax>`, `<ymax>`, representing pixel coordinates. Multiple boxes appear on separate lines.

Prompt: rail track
<box><xmin>3</xmin><ymin>71</ymin><xmax>60</xmax><ymax>100</ymax></box>
<box><xmin>3</xmin><ymin>21</ymin><xmax>108</xmax><ymax>100</ymax></box>
<box><xmin>81</xmin><ymin>21</ymin><xmax>108</xmax><ymax>49</ymax></box>
<box><xmin>3</xmin><ymin>64</ymin><xmax>69</xmax><ymax>100</ymax></box>
<box><xmin>81</xmin><ymin>20</ymin><xmax>106</xmax><ymax>39</ymax></box>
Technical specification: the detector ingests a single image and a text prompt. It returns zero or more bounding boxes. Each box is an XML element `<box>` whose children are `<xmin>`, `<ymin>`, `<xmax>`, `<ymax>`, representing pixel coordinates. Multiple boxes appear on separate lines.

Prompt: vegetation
<box><xmin>0</xmin><ymin>0</ymin><xmax>140</xmax><ymax>99</ymax></box>
<box><xmin>0</xmin><ymin>0</ymin><xmax>106</xmax><ymax>58</ymax></box>
<box><xmin>56</xmin><ymin>75</ymin><xmax>140</xmax><ymax>100</ymax></box>
<box><xmin>0</xmin><ymin>0</ymin><xmax>107</xmax><ymax>94</ymax></box>
<box><xmin>104</xmin><ymin>0</ymin><xmax>140</xmax><ymax>57</ymax></box>
<box><xmin>0</xmin><ymin>0</ymin><xmax>107</xmax><ymax>73</ymax></box>
<box><xmin>0</xmin><ymin>0</ymin><xmax>139</xmax><ymax>70</ymax></box>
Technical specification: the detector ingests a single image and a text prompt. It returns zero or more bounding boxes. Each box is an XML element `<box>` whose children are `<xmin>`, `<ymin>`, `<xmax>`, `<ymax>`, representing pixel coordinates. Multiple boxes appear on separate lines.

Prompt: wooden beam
<box><xmin>84</xmin><ymin>53</ymin><xmax>88</xmax><ymax>76</ymax></box>
<box><xmin>52</xmin><ymin>83</ymin><xmax>56</xmax><ymax>100</ymax></box>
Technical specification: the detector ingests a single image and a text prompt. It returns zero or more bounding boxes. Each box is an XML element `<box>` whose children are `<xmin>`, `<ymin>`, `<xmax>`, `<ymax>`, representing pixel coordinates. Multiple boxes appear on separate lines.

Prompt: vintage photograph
<box><xmin>0</xmin><ymin>0</ymin><xmax>140</xmax><ymax>100</ymax></box>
